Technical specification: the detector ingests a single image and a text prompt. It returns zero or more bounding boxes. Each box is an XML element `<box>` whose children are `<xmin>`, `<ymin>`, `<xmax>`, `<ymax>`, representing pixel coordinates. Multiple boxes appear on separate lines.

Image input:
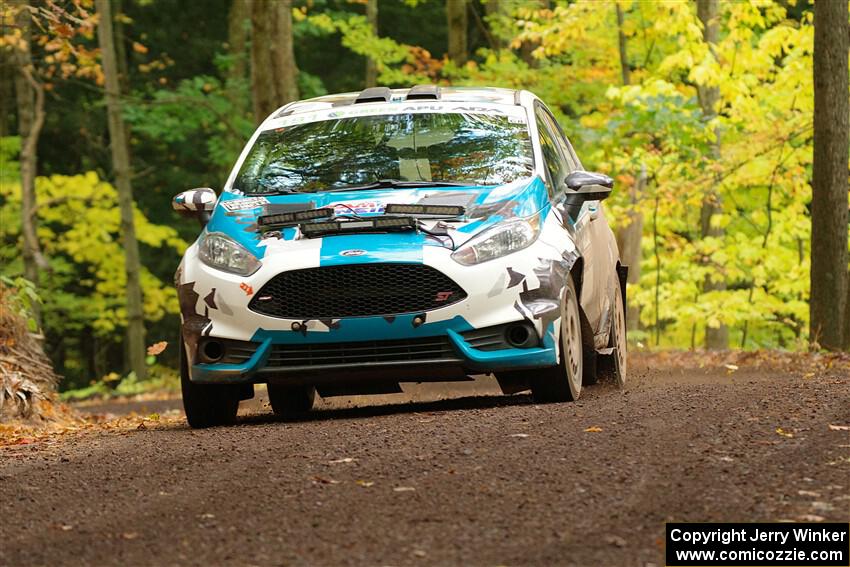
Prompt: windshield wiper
<box><xmin>323</xmin><ymin>179</ymin><xmax>474</xmax><ymax>193</ymax></box>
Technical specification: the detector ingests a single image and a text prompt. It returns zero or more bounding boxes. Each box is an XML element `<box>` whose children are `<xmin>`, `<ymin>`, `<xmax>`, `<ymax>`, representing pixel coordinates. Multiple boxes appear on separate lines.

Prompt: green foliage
<box><xmin>124</xmin><ymin>75</ymin><xmax>255</xmax><ymax>175</ymax></box>
<box><xmin>0</xmin><ymin>164</ymin><xmax>186</xmax><ymax>384</ymax></box>
<box><xmin>59</xmin><ymin>365</ymin><xmax>180</xmax><ymax>401</ymax></box>
<box><xmin>0</xmin><ymin>276</ymin><xmax>41</xmax><ymax>333</ymax></box>
<box><xmin>0</xmin><ymin>137</ymin><xmax>21</xmax><ymax>182</ymax></box>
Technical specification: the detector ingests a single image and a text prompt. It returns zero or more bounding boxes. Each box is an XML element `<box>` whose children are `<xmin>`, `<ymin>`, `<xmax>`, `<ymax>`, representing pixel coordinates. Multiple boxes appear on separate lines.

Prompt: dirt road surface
<box><xmin>2</xmin><ymin>360</ymin><xmax>848</xmax><ymax>566</ymax></box>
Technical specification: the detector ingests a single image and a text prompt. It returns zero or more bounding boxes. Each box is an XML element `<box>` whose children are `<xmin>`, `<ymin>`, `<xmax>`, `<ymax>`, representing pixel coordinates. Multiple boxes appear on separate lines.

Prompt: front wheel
<box><xmin>530</xmin><ymin>276</ymin><xmax>584</xmax><ymax>403</ymax></box>
<box><xmin>180</xmin><ymin>338</ymin><xmax>240</xmax><ymax>428</ymax></box>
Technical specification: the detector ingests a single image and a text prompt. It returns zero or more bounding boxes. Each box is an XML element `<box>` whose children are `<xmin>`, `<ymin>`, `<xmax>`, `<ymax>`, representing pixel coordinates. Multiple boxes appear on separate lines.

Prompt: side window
<box><xmin>561</xmin><ymin>136</ymin><xmax>582</xmax><ymax>171</ymax></box>
<box><xmin>534</xmin><ymin>106</ymin><xmax>567</xmax><ymax>195</ymax></box>
<box><xmin>540</xmin><ymin>107</ymin><xmax>580</xmax><ymax>171</ymax></box>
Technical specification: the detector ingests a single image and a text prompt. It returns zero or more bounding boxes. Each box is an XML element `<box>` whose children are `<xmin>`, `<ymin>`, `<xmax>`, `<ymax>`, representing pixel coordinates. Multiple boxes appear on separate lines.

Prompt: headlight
<box><xmin>198</xmin><ymin>232</ymin><xmax>261</xmax><ymax>276</ymax></box>
<box><xmin>451</xmin><ymin>214</ymin><xmax>542</xmax><ymax>265</ymax></box>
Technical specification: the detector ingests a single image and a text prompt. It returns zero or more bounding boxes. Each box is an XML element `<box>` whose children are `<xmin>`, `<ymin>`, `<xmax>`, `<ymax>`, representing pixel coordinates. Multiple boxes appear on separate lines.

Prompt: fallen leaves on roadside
<box><xmin>0</xmin><ymin>409</ymin><xmax>184</xmax><ymax>449</ymax></box>
<box><xmin>632</xmin><ymin>350</ymin><xmax>850</xmax><ymax>380</ymax></box>
<box><xmin>356</xmin><ymin>480</ymin><xmax>375</xmax><ymax>487</ymax></box>
<box><xmin>312</xmin><ymin>476</ymin><xmax>340</xmax><ymax>485</ymax></box>
<box><xmin>146</xmin><ymin>341</ymin><xmax>168</xmax><ymax>356</ymax></box>
<box><xmin>328</xmin><ymin>457</ymin><xmax>356</xmax><ymax>464</ymax></box>
<box><xmin>775</xmin><ymin>427</ymin><xmax>794</xmax><ymax>438</ymax></box>
<box><xmin>584</xmin><ymin>426</ymin><xmax>603</xmax><ymax>433</ymax></box>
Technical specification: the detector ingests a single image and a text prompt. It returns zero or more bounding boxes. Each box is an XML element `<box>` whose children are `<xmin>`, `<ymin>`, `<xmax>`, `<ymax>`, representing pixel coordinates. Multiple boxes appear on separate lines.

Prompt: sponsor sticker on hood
<box><xmin>221</xmin><ymin>197</ymin><xmax>270</xmax><ymax>211</ymax></box>
<box><xmin>331</xmin><ymin>201</ymin><xmax>386</xmax><ymax>214</ymax></box>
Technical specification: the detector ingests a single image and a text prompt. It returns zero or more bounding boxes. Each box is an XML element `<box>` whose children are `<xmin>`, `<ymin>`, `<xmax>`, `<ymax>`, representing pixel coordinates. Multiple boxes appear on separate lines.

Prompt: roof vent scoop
<box><xmin>406</xmin><ymin>84</ymin><xmax>441</xmax><ymax>101</ymax></box>
<box><xmin>354</xmin><ymin>87</ymin><xmax>392</xmax><ymax>104</ymax></box>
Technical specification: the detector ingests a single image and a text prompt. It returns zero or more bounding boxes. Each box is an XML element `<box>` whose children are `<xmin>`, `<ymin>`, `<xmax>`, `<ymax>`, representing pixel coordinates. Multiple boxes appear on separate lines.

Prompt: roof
<box><xmin>274</xmin><ymin>86</ymin><xmax>524</xmax><ymax>119</ymax></box>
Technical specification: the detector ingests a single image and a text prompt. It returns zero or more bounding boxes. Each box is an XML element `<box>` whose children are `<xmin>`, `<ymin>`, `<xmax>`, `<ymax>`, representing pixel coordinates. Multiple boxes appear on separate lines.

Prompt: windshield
<box><xmin>233</xmin><ymin>112</ymin><xmax>533</xmax><ymax>194</ymax></box>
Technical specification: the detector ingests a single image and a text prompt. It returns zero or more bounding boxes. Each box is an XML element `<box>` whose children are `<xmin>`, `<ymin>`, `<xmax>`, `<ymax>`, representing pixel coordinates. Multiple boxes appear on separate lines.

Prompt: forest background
<box><xmin>1</xmin><ymin>0</ymin><xmax>848</xmax><ymax>392</ymax></box>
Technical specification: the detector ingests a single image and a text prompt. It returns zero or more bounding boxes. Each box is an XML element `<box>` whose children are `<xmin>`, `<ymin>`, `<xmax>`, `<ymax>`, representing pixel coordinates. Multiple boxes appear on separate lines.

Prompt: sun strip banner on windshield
<box><xmin>266</xmin><ymin>102</ymin><xmax>529</xmax><ymax>129</ymax></box>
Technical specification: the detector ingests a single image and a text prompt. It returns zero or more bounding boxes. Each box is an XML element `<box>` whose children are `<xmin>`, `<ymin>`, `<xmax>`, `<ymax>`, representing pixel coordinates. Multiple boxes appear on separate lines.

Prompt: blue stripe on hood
<box><xmin>319</xmin><ymin>232</ymin><xmax>426</xmax><ymax>266</ymax></box>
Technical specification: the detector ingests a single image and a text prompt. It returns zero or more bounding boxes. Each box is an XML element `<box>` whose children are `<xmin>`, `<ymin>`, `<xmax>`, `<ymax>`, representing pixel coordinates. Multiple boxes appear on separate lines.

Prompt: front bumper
<box><xmin>189</xmin><ymin>324</ymin><xmax>558</xmax><ymax>384</ymax></box>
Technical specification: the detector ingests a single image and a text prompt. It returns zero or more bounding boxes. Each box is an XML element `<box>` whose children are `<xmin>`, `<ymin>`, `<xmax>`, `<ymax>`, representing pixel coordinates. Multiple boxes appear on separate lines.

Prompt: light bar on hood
<box><xmin>300</xmin><ymin>217</ymin><xmax>416</xmax><ymax>238</ymax></box>
<box><xmin>258</xmin><ymin>207</ymin><xmax>334</xmax><ymax>229</ymax></box>
<box><xmin>385</xmin><ymin>203</ymin><xmax>465</xmax><ymax>217</ymax></box>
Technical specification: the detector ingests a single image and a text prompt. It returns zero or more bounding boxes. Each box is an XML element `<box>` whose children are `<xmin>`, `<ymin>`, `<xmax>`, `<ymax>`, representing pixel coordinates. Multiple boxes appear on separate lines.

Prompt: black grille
<box><xmin>249</xmin><ymin>264</ymin><xmax>466</xmax><ymax>319</ymax></box>
<box><xmin>265</xmin><ymin>336</ymin><xmax>460</xmax><ymax>368</ymax></box>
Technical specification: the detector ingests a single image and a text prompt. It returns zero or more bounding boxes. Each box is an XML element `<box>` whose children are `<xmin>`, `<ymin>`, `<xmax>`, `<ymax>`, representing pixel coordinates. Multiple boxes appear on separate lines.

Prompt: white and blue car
<box><xmin>173</xmin><ymin>86</ymin><xmax>627</xmax><ymax>428</ymax></box>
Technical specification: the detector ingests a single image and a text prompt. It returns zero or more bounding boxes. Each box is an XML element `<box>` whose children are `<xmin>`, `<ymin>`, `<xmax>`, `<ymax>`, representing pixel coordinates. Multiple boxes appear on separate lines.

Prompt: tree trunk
<box><xmin>517</xmin><ymin>0</ymin><xmax>546</xmax><ymax>67</ymax></box>
<box><xmin>12</xmin><ymin>0</ymin><xmax>47</xmax><ymax>323</ymax></box>
<box><xmin>810</xmin><ymin>0</ymin><xmax>849</xmax><ymax>351</ymax></box>
<box><xmin>614</xmin><ymin>3</ymin><xmax>642</xmax><ymax>332</ymax></box>
<box><xmin>95</xmin><ymin>0</ymin><xmax>147</xmax><ymax>379</ymax></box>
<box><xmin>845</xmin><ymin>268</ymin><xmax>850</xmax><ymax>350</ymax></box>
<box><xmin>112</xmin><ymin>0</ymin><xmax>129</xmax><ymax>93</ymax></box>
<box><xmin>227</xmin><ymin>0</ymin><xmax>250</xmax><ymax>98</ymax></box>
<box><xmin>365</xmin><ymin>0</ymin><xmax>378</xmax><ymax>87</ymax></box>
<box><xmin>617</xmin><ymin>167</ymin><xmax>646</xmax><ymax>333</ymax></box>
<box><xmin>484</xmin><ymin>0</ymin><xmax>506</xmax><ymax>51</ymax></box>
<box><xmin>696</xmin><ymin>0</ymin><xmax>727</xmax><ymax>350</ymax></box>
<box><xmin>615</xmin><ymin>3</ymin><xmax>630</xmax><ymax>86</ymax></box>
<box><xmin>250</xmin><ymin>0</ymin><xmax>298</xmax><ymax>124</ymax></box>
<box><xmin>446</xmin><ymin>0</ymin><xmax>468</xmax><ymax>64</ymax></box>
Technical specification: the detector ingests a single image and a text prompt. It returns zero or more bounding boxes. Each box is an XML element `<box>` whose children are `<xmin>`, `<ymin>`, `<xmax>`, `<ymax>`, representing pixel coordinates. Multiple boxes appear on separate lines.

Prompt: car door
<box><xmin>534</xmin><ymin>104</ymin><xmax>615</xmax><ymax>345</ymax></box>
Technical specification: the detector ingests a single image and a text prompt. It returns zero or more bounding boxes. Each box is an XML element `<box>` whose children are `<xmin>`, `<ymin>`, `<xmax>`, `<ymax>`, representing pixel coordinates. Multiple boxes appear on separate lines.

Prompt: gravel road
<box><xmin>1</xmin><ymin>361</ymin><xmax>848</xmax><ymax>566</ymax></box>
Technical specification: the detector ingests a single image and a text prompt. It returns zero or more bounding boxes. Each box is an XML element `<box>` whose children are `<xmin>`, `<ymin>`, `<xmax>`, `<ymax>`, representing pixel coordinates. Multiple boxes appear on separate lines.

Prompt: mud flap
<box><xmin>495</xmin><ymin>372</ymin><xmax>531</xmax><ymax>395</ymax></box>
<box><xmin>616</xmin><ymin>264</ymin><xmax>628</xmax><ymax>324</ymax></box>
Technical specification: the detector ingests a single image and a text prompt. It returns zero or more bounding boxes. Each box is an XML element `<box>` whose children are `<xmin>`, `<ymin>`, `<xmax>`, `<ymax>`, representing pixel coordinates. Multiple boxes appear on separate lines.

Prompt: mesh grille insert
<box><xmin>249</xmin><ymin>263</ymin><xmax>466</xmax><ymax>319</ymax></box>
<box><xmin>266</xmin><ymin>336</ymin><xmax>460</xmax><ymax>367</ymax></box>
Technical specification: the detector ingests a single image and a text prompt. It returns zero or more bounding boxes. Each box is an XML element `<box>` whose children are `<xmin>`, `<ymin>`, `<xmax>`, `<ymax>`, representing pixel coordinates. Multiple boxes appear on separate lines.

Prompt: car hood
<box><xmin>204</xmin><ymin>176</ymin><xmax>550</xmax><ymax>261</ymax></box>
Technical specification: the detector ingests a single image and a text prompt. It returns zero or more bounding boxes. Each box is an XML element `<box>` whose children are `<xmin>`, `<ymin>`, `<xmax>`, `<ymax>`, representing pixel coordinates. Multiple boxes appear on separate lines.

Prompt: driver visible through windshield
<box><xmin>234</xmin><ymin>112</ymin><xmax>534</xmax><ymax>194</ymax></box>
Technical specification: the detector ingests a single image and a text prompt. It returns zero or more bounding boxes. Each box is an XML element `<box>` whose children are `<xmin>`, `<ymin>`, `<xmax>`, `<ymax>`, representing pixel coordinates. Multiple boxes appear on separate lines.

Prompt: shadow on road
<box><xmin>234</xmin><ymin>377</ymin><xmax>620</xmax><ymax>427</ymax></box>
<box><xmin>237</xmin><ymin>391</ymin><xmax>537</xmax><ymax>427</ymax></box>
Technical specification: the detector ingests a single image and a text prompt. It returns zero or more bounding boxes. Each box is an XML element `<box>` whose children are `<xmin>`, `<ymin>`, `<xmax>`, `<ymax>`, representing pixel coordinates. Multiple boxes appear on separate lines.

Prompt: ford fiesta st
<box><xmin>173</xmin><ymin>85</ymin><xmax>627</xmax><ymax>428</ymax></box>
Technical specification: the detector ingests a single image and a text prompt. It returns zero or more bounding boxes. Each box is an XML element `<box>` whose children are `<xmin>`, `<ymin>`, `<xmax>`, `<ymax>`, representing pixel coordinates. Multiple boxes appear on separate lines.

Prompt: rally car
<box><xmin>173</xmin><ymin>86</ymin><xmax>627</xmax><ymax>428</ymax></box>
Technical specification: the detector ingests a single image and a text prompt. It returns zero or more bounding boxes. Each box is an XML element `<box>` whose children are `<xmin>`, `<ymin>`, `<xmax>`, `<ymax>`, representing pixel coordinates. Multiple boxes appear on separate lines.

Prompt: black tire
<box><xmin>267</xmin><ymin>383</ymin><xmax>316</xmax><ymax>418</ymax></box>
<box><xmin>530</xmin><ymin>277</ymin><xmax>583</xmax><ymax>403</ymax></box>
<box><xmin>180</xmin><ymin>337</ymin><xmax>239</xmax><ymax>428</ymax></box>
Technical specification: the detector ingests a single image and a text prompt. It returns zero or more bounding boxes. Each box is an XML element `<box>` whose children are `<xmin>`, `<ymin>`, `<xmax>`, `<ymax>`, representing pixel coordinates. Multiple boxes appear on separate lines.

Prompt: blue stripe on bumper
<box><xmin>191</xmin><ymin>337</ymin><xmax>272</xmax><ymax>382</ymax></box>
<box><xmin>446</xmin><ymin>329</ymin><xmax>557</xmax><ymax>370</ymax></box>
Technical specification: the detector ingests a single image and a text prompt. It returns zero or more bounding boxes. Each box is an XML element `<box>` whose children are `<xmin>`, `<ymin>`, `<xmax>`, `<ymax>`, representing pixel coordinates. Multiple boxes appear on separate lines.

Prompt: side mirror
<box><xmin>173</xmin><ymin>188</ymin><xmax>216</xmax><ymax>226</ymax></box>
<box><xmin>560</xmin><ymin>171</ymin><xmax>613</xmax><ymax>221</ymax></box>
